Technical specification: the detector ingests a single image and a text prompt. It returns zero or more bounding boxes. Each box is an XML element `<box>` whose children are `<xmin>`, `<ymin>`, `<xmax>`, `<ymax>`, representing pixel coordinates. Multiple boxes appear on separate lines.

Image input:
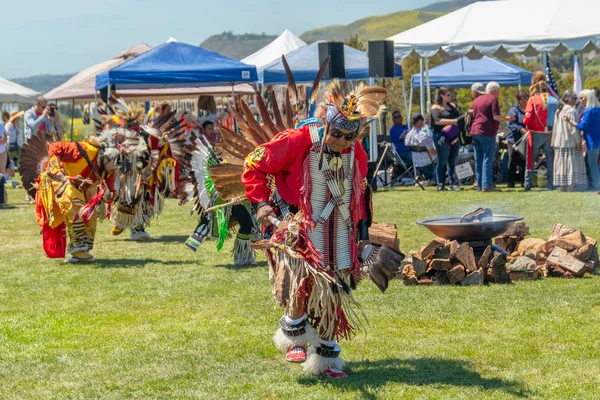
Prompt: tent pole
<box><xmin>578</xmin><ymin>51</ymin><xmax>585</xmax><ymax>89</ymax></box>
<box><xmin>425</xmin><ymin>57</ymin><xmax>431</xmax><ymax>113</ymax></box>
<box><xmin>401</xmin><ymin>78</ymin><xmax>410</xmax><ymax>128</ymax></box>
<box><xmin>70</xmin><ymin>99</ymin><xmax>75</xmax><ymax>141</ymax></box>
<box><xmin>419</xmin><ymin>58</ymin><xmax>425</xmax><ymax>115</ymax></box>
<box><xmin>369</xmin><ymin>77</ymin><xmax>377</xmax><ymax>162</ymax></box>
<box><xmin>409</xmin><ymin>84</ymin><xmax>414</xmax><ymax>122</ymax></box>
<box><xmin>231</xmin><ymin>83</ymin><xmax>238</xmax><ymax>133</ymax></box>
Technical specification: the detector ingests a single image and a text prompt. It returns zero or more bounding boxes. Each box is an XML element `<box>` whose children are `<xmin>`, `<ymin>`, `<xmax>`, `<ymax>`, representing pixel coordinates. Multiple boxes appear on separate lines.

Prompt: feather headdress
<box><xmin>315</xmin><ymin>80</ymin><xmax>387</xmax><ymax>132</ymax></box>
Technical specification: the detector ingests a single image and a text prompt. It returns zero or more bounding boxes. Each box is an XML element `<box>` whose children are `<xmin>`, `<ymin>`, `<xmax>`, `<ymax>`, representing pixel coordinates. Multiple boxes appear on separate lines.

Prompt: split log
<box><xmin>460</xmin><ymin>208</ymin><xmax>493</xmax><ymax>223</ymax></box>
<box><xmin>516</xmin><ymin>238</ymin><xmax>547</xmax><ymax>256</ymax></box>
<box><xmin>430</xmin><ymin>259</ymin><xmax>452</xmax><ymax>271</ymax></box>
<box><xmin>546</xmin><ymin>247</ymin><xmax>587</xmax><ymax>277</ymax></box>
<box><xmin>585</xmin><ymin>236</ymin><xmax>597</xmax><ymax>248</ymax></box>
<box><xmin>447</xmin><ymin>265</ymin><xmax>466</xmax><ymax>284</ymax></box>
<box><xmin>495</xmin><ymin>236</ymin><xmax>521</xmax><ymax>254</ymax></box>
<box><xmin>432</xmin><ymin>271</ymin><xmax>450</xmax><ymax>285</ymax></box>
<box><xmin>502</xmin><ymin>221</ymin><xmax>530</xmax><ymax>238</ymax></box>
<box><xmin>411</xmin><ymin>255</ymin><xmax>429</xmax><ymax>277</ymax></box>
<box><xmin>510</xmin><ymin>269</ymin><xmax>541</xmax><ymax>281</ymax></box>
<box><xmin>545</xmin><ymin>263</ymin><xmax>574</xmax><ymax>278</ymax></box>
<box><xmin>401</xmin><ymin>264</ymin><xmax>419</xmax><ymax>286</ymax></box>
<box><xmin>478</xmin><ymin>246</ymin><xmax>492</xmax><ymax>270</ymax></box>
<box><xmin>544</xmin><ymin>224</ymin><xmax>586</xmax><ymax>252</ymax></box>
<box><xmin>434</xmin><ymin>245</ymin><xmax>451</xmax><ymax>260</ymax></box>
<box><xmin>454</xmin><ymin>242</ymin><xmax>477</xmax><ymax>272</ymax></box>
<box><xmin>420</xmin><ymin>238</ymin><xmax>447</xmax><ymax>261</ymax></box>
<box><xmin>461</xmin><ymin>269</ymin><xmax>484</xmax><ymax>286</ymax></box>
<box><xmin>369</xmin><ymin>222</ymin><xmax>400</xmax><ymax>250</ymax></box>
<box><xmin>569</xmin><ymin>243</ymin><xmax>595</xmax><ymax>262</ymax></box>
<box><xmin>489</xmin><ymin>252</ymin><xmax>511</xmax><ymax>284</ymax></box>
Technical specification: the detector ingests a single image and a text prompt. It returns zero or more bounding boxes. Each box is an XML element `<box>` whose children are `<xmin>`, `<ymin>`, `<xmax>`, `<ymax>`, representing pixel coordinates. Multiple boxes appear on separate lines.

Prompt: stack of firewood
<box><xmin>399</xmin><ymin>238</ymin><xmax>510</xmax><ymax>286</ymax></box>
<box><xmin>498</xmin><ymin>223</ymin><xmax>598</xmax><ymax>279</ymax></box>
<box><xmin>368</xmin><ymin>222</ymin><xmax>400</xmax><ymax>251</ymax></box>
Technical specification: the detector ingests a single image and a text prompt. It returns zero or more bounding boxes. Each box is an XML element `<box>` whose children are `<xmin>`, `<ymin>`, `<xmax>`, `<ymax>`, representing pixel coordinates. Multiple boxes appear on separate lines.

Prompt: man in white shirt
<box><xmin>405</xmin><ymin>113</ymin><xmax>437</xmax><ymax>182</ymax></box>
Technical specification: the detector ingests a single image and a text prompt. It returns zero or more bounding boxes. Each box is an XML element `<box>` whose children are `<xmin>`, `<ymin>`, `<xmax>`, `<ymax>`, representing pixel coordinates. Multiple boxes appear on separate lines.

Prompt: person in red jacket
<box><xmin>242</xmin><ymin>81</ymin><xmax>386</xmax><ymax>379</ymax></box>
<box><xmin>523</xmin><ymin>71</ymin><xmax>555</xmax><ymax>190</ymax></box>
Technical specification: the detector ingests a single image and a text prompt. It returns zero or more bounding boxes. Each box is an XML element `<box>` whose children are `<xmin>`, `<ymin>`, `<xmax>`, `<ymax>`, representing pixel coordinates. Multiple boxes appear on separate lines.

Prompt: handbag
<box><xmin>513</xmin><ymin>131</ymin><xmax>529</xmax><ymax>158</ymax></box>
<box><xmin>9</xmin><ymin>142</ymin><xmax>19</xmax><ymax>152</ymax></box>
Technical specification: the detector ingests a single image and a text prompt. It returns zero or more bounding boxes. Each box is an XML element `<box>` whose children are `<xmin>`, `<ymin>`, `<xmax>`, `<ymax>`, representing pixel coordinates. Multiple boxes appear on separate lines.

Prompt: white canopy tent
<box><xmin>0</xmin><ymin>77</ymin><xmax>40</xmax><ymax>104</ymax></box>
<box><xmin>387</xmin><ymin>0</ymin><xmax>600</xmax><ymax>59</ymax></box>
<box><xmin>46</xmin><ymin>43</ymin><xmax>153</xmax><ymax>101</ymax></box>
<box><xmin>241</xmin><ymin>30</ymin><xmax>306</xmax><ymax>74</ymax></box>
<box><xmin>387</xmin><ymin>0</ymin><xmax>599</xmax><ymax>113</ymax></box>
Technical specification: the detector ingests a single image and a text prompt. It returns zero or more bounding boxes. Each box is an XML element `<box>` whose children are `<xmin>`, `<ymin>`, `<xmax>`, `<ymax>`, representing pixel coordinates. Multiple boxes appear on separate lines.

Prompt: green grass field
<box><xmin>1</xmin><ymin>185</ymin><xmax>600</xmax><ymax>399</ymax></box>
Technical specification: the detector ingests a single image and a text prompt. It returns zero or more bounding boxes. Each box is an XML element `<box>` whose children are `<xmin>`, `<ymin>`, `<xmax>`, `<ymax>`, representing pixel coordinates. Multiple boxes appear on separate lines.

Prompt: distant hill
<box><xmin>11</xmin><ymin>74</ymin><xmax>74</xmax><ymax>94</ymax></box>
<box><xmin>299</xmin><ymin>10</ymin><xmax>442</xmax><ymax>42</ymax></box>
<box><xmin>417</xmin><ymin>0</ymin><xmax>497</xmax><ymax>12</ymax></box>
<box><xmin>200</xmin><ymin>32</ymin><xmax>278</xmax><ymax>60</ymax></box>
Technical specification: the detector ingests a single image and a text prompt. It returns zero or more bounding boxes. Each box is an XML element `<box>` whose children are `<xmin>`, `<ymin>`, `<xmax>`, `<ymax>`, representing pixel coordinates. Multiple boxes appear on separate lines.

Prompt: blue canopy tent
<box><xmin>412</xmin><ymin>56</ymin><xmax>533</xmax><ymax>88</ymax></box>
<box><xmin>262</xmin><ymin>41</ymin><xmax>402</xmax><ymax>84</ymax></box>
<box><xmin>96</xmin><ymin>42</ymin><xmax>258</xmax><ymax>90</ymax></box>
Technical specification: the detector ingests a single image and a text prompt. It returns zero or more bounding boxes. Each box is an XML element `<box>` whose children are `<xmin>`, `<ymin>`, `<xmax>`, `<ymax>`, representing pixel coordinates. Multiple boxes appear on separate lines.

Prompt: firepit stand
<box><xmin>416</xmin><ymin>215</ymin><xmax>524</xmax><ymax>259</ymax></box>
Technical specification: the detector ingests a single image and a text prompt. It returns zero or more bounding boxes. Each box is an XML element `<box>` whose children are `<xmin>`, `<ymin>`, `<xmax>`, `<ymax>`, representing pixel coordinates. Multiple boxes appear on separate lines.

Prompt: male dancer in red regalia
<box><xmin>242</xmin><ymin>81</ymin><xmax>387</xmax><ymax>378</ymax></box>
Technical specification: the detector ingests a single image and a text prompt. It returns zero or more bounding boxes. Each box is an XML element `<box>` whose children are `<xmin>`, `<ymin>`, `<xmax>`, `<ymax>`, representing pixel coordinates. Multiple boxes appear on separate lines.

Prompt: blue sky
<box><xmin>1</xmin><ymin>0</ymin><xmax>438</xmax><ymax>78</ymax></box>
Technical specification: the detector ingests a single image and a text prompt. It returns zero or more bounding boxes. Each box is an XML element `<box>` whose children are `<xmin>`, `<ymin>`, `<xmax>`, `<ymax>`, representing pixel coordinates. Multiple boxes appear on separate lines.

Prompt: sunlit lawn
<box><xmin>1</xmin><ymin>184</ymin><xmax>599</xmax><ymax>399</ymax></box>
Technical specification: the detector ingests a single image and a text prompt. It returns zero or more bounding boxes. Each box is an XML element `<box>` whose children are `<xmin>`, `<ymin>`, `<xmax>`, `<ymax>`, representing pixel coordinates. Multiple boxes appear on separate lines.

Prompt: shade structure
<box><xmin>242</xmin><ymin>30</ymin><xmax>306</xmax><ymax>73</ymax></box>
<box><xmin>262</xmin><ymin>41</ymin><xmax>402</xmax><ymax>84</ymax></box>
<box><xmin>412</xmin><ymin>56</ymin><xmax>533</xmax><ymax>88</ymax></box>
<box><xmin>0</xmin><ymin>77</ymin><xmax>40</xmax><ymax>103</ymax></box>
<box><xmin>111</xmin><ymin>84</ymin><xmax>255</xmax><ymax>102</ymax></box>
<box><xmin>96</xmin><ymin>42</ymin><xmax>258</xmax><ymax>90</ymax></box>
<box><xmin>46</xmin><ymin>43</ymin><xmax>152</xmax><ymax>101</ymax></box>
<box><xmin>388</xmin><ymin>0</ymin><xmax>600</xmax><ymax>59</ymax></box>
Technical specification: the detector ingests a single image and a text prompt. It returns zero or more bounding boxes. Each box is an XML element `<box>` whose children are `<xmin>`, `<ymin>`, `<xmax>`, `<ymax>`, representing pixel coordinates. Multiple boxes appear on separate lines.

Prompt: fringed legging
<box><xmin>231</xmin><ymin>204</ymin><xmax>253</xmax><ymax>235</ymax></box>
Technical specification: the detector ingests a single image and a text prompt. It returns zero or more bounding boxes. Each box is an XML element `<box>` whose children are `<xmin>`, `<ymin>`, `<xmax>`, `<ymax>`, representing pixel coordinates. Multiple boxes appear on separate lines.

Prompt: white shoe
<box><xmin>130</xmin><ymin>231</ymin><xmax>151</xmax><ymax>241</ymax></box>
<box><xmin>68</xmin><ymin>244</ymin><xmax>89</xmax><ymax>254</ymax></box>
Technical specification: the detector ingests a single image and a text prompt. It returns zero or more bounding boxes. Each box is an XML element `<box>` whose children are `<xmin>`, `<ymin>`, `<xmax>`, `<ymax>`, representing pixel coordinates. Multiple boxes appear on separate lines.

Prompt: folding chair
<box><xmin>407</xmin><ymin>145</ymin><xmax>437</xmax><ymax>189</ymax></box>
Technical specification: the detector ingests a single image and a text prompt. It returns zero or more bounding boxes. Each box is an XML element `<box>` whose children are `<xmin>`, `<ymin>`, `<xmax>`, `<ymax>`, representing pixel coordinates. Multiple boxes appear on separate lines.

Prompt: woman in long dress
<box><xmin>552</xmin><ymin>90</ymin><xmax>587</xmax><ymax>191</ymax></box>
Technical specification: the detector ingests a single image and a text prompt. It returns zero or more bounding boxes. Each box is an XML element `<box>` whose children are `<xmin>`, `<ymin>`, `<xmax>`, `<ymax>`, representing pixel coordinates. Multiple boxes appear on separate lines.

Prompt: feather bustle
<box><xmin>271</xmin><ymin>89</ymin><xmax>286</xmax><ymax>132</ymax></box>
<box><xmin>284</xmin><ymin>88</ymin><xmax>294</xmax><ymax>129</ymax></box>
<box><xmin>310</xmin><ymin>56</ymin><xmax>330</xmax><ymax>104</ymax></box>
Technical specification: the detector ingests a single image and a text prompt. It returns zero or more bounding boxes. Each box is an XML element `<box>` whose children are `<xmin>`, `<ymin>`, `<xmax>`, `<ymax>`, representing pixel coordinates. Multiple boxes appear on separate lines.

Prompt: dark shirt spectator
<box><xmin>507</xmin><ymin>102</ymin><xmax>526</xmax><ymax>144</ymax></box>
<box><xmin>471</xmin><ymin>93</ymin><xmax>501</xmax><ymax>137</ymax></box>
<box><xmin>389</xmin><ymin>111</ymin><xmax>409</xmax><ymax>153</ymax></box>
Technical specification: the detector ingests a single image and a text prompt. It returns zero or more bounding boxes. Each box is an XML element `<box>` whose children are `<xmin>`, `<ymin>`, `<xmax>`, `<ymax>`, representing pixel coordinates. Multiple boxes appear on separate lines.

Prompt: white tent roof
<box><xmin>241</xmin><ymin>30</ymin><xmax>306</xmax><ymax>70</ymax></box>
<box><xmin>388</xmin><ymin>0</ymin><xmax>600</xmax><ymax>58</ymax></box>
<box><xmin>0</xmin><ymin>77</ymin><xmax>40</xmax><ymax>103</ymax></box>
<box><xmin>46</xmin><ymin>43</ymin><xmax>152</xmax><ymax>101</ymax></box>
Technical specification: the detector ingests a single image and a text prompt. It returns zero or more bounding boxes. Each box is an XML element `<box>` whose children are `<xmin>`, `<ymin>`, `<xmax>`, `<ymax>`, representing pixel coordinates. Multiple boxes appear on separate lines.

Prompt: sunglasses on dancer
<box><xmin>329</xmin><ymin>126</ymin><xmax>358</xmax><ymax>141</ymax></box>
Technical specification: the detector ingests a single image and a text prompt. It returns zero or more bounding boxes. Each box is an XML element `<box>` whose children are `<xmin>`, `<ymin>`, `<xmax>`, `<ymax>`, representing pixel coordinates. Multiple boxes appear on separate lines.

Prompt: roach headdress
<box><xmin>314</xmin><ymin>80</ymin><xmax>388</xmax><ymax>133</ymax></box>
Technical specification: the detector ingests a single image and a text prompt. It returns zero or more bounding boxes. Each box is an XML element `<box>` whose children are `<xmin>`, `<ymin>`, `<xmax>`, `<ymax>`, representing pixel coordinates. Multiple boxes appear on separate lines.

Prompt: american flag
<box><xmin>544</xmin><ymin>56</ymin><xmax>560</xmax><ymax>99</ymax></box>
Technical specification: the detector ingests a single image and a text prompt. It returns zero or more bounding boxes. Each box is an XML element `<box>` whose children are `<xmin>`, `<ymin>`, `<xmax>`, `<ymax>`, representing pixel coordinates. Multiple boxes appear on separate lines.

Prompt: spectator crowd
<box><xmin>385</xmin><ymin>71</ymin><xmax>600</xmax><ymax>194</ymax></box>
<box><xmin>0</xmin><ymin>96</ymin><xmax>227</xmax><ymax>209</ymax></box>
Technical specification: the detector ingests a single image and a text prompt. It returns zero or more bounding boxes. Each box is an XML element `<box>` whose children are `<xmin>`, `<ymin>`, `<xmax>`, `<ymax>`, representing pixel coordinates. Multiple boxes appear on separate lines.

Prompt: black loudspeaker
<box><xmin>368</xmin><ymin>40</ymin><xmax>395</xmax><ymax>78</ymax></box>
<box><xmin>318</xmin><ymin>42</ymin><xmax>346</xmax><ymax>79</ymax></box>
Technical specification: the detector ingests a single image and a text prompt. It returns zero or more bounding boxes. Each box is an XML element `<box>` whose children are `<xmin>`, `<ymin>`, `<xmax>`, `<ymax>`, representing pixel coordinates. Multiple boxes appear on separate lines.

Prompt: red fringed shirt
<box><xmin>241</xmin><ymin>126</ymin><xmax>369</xmax><ymax>219</ymax></box>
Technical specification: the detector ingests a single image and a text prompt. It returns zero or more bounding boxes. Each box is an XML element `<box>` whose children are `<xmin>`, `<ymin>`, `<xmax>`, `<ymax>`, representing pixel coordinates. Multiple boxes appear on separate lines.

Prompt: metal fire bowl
<box><xmin>416</xmin><ymin>215</ymin><xmax>524</xmax><ymax>242</ymax></box>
